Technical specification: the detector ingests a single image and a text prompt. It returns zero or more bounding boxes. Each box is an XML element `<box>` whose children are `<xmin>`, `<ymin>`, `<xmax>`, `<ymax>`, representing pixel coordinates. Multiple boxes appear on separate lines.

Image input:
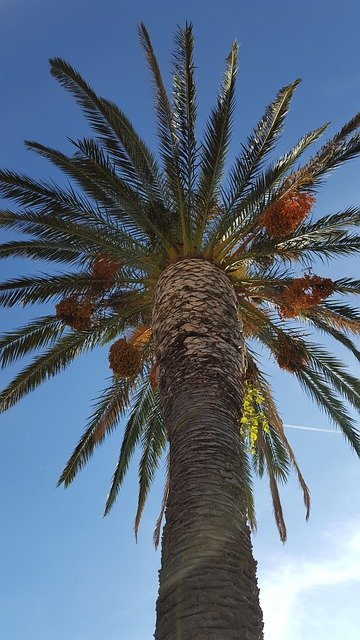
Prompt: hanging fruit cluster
<box><xmin>55</xmin><ymin>254</ymin><xmax>121</xmax><ymax>331</ymax></box>
<box><xmin>91</xmin><ymin>254</ymin><xmax>121</xmax><ymax>292</ymax></box>
<box><xmin>240</xmin><ymin>382</ymin><xmax>270</xmax><ymax>454</ymax></box>
<box><xmin>276</xmin><ymin>335</ymin><xmax>309</xmax><ymax>372</ymax></box>
<box><xmin>108</xmin><ymin>326</ymin><xmax>152</xmax><ymax>379</ymax></box>
<box><xmin>108</xmin><ymin>338</ymin><xmax>142</xmax><ymax>378</ymax></box>
<box><xmin>278</xmin><ymin>274</ymin><xmax>334</xmax><ymax>318</ymax></box>
<box><xmin>55</xmin><ymin>296</ymin><xmax>95</xmax><ymax>331</ymax></box>
<box><xmin>262</xmin><ymin>191</ymin><xmax>315</xmax><ymax>237</ymax></box>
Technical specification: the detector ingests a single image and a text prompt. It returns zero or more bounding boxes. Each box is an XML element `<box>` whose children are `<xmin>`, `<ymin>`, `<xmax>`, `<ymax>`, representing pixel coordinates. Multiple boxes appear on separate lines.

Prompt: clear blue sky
<box><xmin>1</xmin><ymin>1</ymin><xmax>359</xmax><ymax>639</ymax></box>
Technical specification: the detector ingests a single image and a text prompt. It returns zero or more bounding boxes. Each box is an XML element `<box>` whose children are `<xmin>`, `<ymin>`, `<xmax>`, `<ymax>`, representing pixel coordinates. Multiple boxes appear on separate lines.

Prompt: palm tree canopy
<box><xmin>1</xmin><ymin>23</ymin><xmax>360</xmax><ymax>543</ymax></box>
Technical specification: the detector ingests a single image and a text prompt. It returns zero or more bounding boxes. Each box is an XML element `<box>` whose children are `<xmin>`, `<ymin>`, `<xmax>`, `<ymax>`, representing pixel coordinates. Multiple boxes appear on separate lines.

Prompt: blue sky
<box><xmin>0</xmin><ymin>1</ymin><xmax>359</xmax><ymax>638</ymax></box>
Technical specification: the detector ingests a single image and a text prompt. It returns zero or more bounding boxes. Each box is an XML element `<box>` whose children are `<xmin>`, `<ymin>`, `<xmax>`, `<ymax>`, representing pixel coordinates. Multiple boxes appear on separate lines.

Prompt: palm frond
<box><xmin>0</xmin><ymin>208</ymin><xmax>135</xmax><ymax>259</ymax></box>
<box><xmin>278</xmin><ymin>112</ymin><xmax>360</xmax><ymax>193</ymax></box>
<box><xmin>304</xmin><ymin>311</ymin><xmax>360</xmax><ymax>362</ymax></box>
<box><xmin>0</xmin><ymin>271</ymin><xmax>116</xmax><ymax>307</ymax></box>
<box><xmin>172</xmin><ymin>22</ymin><xmax>197</xmax><ymax>227</ymax></box>
<box><xmin>255</xmin><ymin>369</ymin><xmax>310</xmax><ymax>519</ymax></box>
<box><xmin>257</xmin><ymin>427</ymin><xmax>287</xmax><ymax>542</ymax></box>
<box><xmin>239</xmin><ymin>449</ymin><xmax>257</xmax><ymax>533</ymax></box>
<box><xmin>307</xmin><ymin>344</ymin><xmax>360</xmax><ymax>410</ymax></box>
<box><xmin>243</xmin><ymin>353</ymin><xmax>310</xmax><ymax>538</ymax></box>
<box><xmin>0</xmin><ymin>311</ymin><xmax>135</xmax><ymax>413</ymax></box>
<box><xmin>303</xmin><ymin>207</ymin><xmax>360</xmax><ymax>232</ymax></box>
<box><xmin>153</xmin><ymin>453</ymin><xmax>169</xmax><ymax>549</ymax></box>
<box><xmin>72</xmin><ymin>137</ymin><xmax>174</xmax><ymax>243</ymax></box>
<box><xmin>0</xmin><ymin>315</ymin><xmax>64</xmax><ymax>368</ymax></box>
<box><xmin>0</xmin><ymin>331</ymin><xmax>97</xmax><ymax>412</ymax></box>
<box><xmin>311</xmin><ymin>301</ymin><xmax>360</xmax><ymax>334</ymax></box>
<box><xmin>134</xmin><ymin>394</ymin><xmax>167</xmax><ymax>539</ymax></box>
<box><xmin>0</xmin><ymin>170</ymin><xmax>110</xmax><ymax>230</ymax></box>
<box><xmin>138</xmin><ymin>24</ymin><xmax>188</xmax><ymax>246</ymax></box>
<box><xmin>295</xmin><ymin>367</ymin><xmax>360</xmax><ymax>456</ymax></box>
<box><xmin>331</xmin><ymin>278</ymin><xmax>360</xmax><ymax>295</ymax></box>
<box><xmin>104</xmin><ymin>379</ymin><xmax>160</xmax><ymax>515</ymax></box>
<box><xmin>250</xmin><ymin>324</ymin><xmax>360</xmax><ymax>452</ymax></box>
<box><xmin>0</xmin><ymin>208</ymin><xmax>158</xmax><ymax>275</ymax></box>
<box><xmin>194</xmin><ymin>41</ymin><xmax>238</xmax><ymax>248</ymax></box>
<box><xmin>225</xmin><ymin>79</ymin><xmax>302</xmax><ymax>208</ymax></box>
<box><xmin>0</xmin><ymin>239</ymin><xmax>87</xmax><ymax>266</ymax></box>
<box><xmin>49</xmin><ymin>57</ymin><xmax>166</xmax><ymax>204</ymax></box>
<box><xmin>257</xmin><ymin>208</ymin><xmax>360</xmax><ymax>261</ymax></box>
<box><xmin>205</xmin><ymin>124</ymin><xmax>328</xmax><ymax>256</ymax></box>
<box><xmin>25</xmin><ymin>139</ymin><xmax>171</xmax><ymax>248</ymax></box>
<box><xmin>58</xmin><ymin>376</ymin><xmax>134</xmax><ymax>487</ymax></box>
<box><xmin>0</xmin><ymin>175</ymin><xmax>126</xmax><ymax>238</ymax></box>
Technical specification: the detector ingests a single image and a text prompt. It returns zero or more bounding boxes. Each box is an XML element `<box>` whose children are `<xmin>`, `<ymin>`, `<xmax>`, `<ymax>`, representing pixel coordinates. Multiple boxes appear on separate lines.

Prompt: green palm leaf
<box><xmin>0</xmin><ymin>331</ymin><xmax>96</xmax><ymax>412</ymax></box>
<box><xmin>58</xmin><ymin>376</ymin><xmax>135</xmax><ymax>487</ymax></box>
<box><xmin>225</xmin><ymin>79</ymin><xmax>301</xmax><ymax>209</ymax></box>
<box><xmin>153</xmin><ymin>454</ymin><xmax>170</xmax><ymax>549</ymax></box>
<box><xmin>0</xmin><ymin>271</ymin><xmax>139</xmax><ymax>307</ymax></box>
<box><xmin>0</xmin><ymin>315</ymin><xmax>64</xmax><ymax>368</ymax></box>
<box><xmin>134</xmin><ymin>396</ymin><xmax>167</xmax><ymax>539</ymax></box>
<box><xmin>194</xmin><ymin>41</ymin><xmax>238</xmax><ymax>248</ymax></box>
<box><xmin>172</xmin><ymin>22</ymin><xmax>197</xmax><ymax>229</ymax></box>
<box><xmin>296</xmin><ymin>367</ymin><xmax>360</xmax><ymax>455</ymax></box>
<box><xmin>25</xmin><ymin>139</ymin><xmax>171</xmax><ymax>247</ymax></box>
<box><xmin>104</xmin><ymin>380</ymin><xmax>160</xmax><ymax>515</ymax></box>
<box><xmin>303</xmin><ymin>312</ymin><xmax>360</xmax><ymax>362</ymax></box>
<box><xmin>307</xmin><ymin>345</ymin><xmax>360</xmax><ymax>410</ymax></box>
<box><xmin>49</xmin><ymin>57</ymin><xmax>166</xmax><ymax>205</ymax></box>
<box><xmin>138</xmin><ymin>24</ymin><xmax>187</xmax><ymax>246</ymax></box>
<box><xmin>0</xmin><ymin>239</ymin><xmax>86</xmax><ymax>265</ymax></box>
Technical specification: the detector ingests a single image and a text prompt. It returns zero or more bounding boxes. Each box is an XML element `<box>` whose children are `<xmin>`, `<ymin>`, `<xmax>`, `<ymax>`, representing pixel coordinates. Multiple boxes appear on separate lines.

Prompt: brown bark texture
<box><xmin>152</xmin><ymin>258</ymin><xmax>264</xmax><ymax>640</ymax></box>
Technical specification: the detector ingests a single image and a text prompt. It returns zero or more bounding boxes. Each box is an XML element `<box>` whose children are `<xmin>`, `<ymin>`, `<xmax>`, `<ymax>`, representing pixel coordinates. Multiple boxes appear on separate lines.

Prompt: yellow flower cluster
<box><xmin>240</xmin><ymin>382</ymin><xmax>270</xmax><ymax>454</ymax></box>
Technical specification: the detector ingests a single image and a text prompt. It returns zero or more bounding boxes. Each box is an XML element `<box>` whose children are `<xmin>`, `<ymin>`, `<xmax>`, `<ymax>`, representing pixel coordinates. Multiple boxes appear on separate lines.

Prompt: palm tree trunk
<box><xmin>152</xmin><ymin>258</ymin><xmax>264</xmax><ymax>640</ymax></box>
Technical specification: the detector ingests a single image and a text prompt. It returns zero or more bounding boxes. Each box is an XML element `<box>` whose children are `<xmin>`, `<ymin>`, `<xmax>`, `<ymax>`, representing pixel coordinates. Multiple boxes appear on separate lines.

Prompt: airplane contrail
<box><xmin>285</xmin><ymin>424</ymin><xmax>339</xmax><ymax>433</ymax></box>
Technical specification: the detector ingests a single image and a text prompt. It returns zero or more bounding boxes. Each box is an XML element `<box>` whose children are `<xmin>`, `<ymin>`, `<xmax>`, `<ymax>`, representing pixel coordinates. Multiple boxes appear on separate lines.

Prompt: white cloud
<box><xmin>260</xmin><ymin>520</ymin><xmax>360</xmax><ymax>640</ymax></box>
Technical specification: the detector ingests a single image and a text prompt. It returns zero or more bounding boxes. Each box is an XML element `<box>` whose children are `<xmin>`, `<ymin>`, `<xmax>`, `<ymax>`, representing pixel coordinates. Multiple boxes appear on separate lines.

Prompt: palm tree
<box><xmin>1</xmin><ymin>23</ymin><xmax>360</xmax><ymax>639</ymax></box>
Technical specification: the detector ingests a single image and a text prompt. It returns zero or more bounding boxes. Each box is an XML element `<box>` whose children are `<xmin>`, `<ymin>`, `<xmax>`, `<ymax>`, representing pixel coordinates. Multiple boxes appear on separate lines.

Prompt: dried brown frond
<box><xmin>130</xmin><ymin>325</ymin><xmax>152</xmax><ymax>347</ymax></box>
<box><xmin>92</xmin><ymin>420</ymin><xmax>107</xmax><ymax>445</ymax></box>
<box><xmin>243</xmin><ymin>320</ymin><xmax>259</xmax><ymax>337</ymax></box>
<box><xmin>242</xmin><ymin>303</ymin><xmax>271</xmax><ymax>337</ymax></box>
<box><xmin>239</xmin><ymin>298</ymin><xmax>272</xmax><ymax>339</ymax></box>
<box><xmin>207</xmin><ymin>200</ymin><xmax>222</xmax><ymax>220</ymax></box>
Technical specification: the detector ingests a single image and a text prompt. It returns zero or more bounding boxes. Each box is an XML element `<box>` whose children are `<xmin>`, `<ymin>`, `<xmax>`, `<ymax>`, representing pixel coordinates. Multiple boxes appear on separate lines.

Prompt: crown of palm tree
<box><xmin>1</xmin><ymin>23</ymin><xmax>359</xmax><ymax>543</ymax></box>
